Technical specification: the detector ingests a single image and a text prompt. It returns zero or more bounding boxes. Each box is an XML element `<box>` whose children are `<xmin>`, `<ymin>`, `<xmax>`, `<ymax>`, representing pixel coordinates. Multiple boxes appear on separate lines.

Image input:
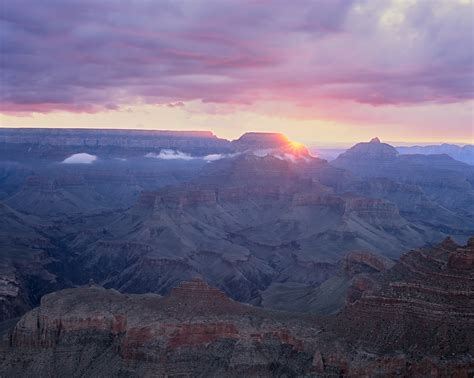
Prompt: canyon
<box><xmin>0</xmin><ymin>128</ymin><xmax>473</xmax><ymax>375</ymax></box>
<box><xmin>0</xmin><ymin>238</ymin><xmax>472</xmax><ymax>376</ymax></box>
<box><xmin>1</xmin><ymin>130</ymin><xmax>473</xmax><ymax>318</ymax></box>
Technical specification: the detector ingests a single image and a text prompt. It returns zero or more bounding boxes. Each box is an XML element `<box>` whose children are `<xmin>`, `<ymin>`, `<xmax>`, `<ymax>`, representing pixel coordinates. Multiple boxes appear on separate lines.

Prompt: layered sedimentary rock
<box><xmin>2</xmin><ymin>280</ymin><xmax>323</xmax><ymax>376</ymax></box>
<box><xmin>1</xmin><ymin>239</ymin><xmax>472</xmax><ymax>376</ymax></box>
<box><xmin>51</xmin><ymin>153</ymin><xmax>469</xmax><ymax>309</ymax></box>
<box><xmin>4</xmin><ymin>156</ymin><xmax>209</xmax><ymax>216</ymax></box>
<box><xmin>231</xmin><ymin>132</ymin><xmax>311</xmax><ymax>159</ymax></box>
<box><xmin>0</xmin><ymin>202</ymin><xmax>64</xmax><ymax>322</ymax></box>
<box><xmin>231</xmin><ymin>132</ymin><xmax>291</xmax><ymax>151</ymax></box>
<box><xmin>333</xmin><ymin>237</ymin><xmax>474</xmax><ymax>359</ymax></box>
<box><xmin>0</xmin><ymin>129</ymin><xmax>308</xmax><ymax>161</ymax></box>
<box><xmin>1</xmin><ymin>130</ymin><xmax>474</xmax><ymax>326</ymax></box>
<box><xmin>5</xmin><ymin>175</ymin><xmax>110</xmax><ymax>216</ymax></box>
<box><xmin>0</xmin><ymin>128</ymin><xmax>231</xmax><ymax>157</ymax></box>
<box><xmin>335</xmin><ymin>137</ymin><xmax>399</xmax><ymax>161</ymax></box>
<box><xmin>397</xmin><ymin>143</ymin><xmax>474</xmax><ymax>165</ymax></box>
<box><xmin>260</xmin><ymin>250</ymin><xmax>394</xmax><ymax>315</ymax></box>
<box><xmin>67</xmin><ymin>154</ymin><xmax>444</xmax><ymax>305</ymax></box>
<box><xmin>333</xmin><ymin>137</ymin><xmax>474</xmax><ymax>216</ymax></box>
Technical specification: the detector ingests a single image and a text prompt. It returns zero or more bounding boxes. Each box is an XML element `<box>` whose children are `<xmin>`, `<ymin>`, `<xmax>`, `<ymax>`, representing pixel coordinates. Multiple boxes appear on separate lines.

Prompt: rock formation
<box><xmin>260</xmin><ymin>250</ymin><xmax>394</xmax><ymax>315</ymax></box>
<box><xmin>334</xmin><ymin>137</ymin><xmax>399</xmax><ymax>162</ymax></box>
<box><xmin>0</xmin><ymin>128</ymin><xmax>232</xmax><ymax>158</ymax></box>
<box><xmin>397</xmin><ymin>143</ymin><xmax>474</xmax><ymax>166</ymax></box>
<box><xmin>334</xmin><ymin>237</ymin><xmax>474</xmax><ymax>359</ymax></box>
<box><xmin>0</xmin><ymin>202</ymin><xmax>64</xmax><ymax>321</ymax></box>
<box><xmin>1</xmin><ymin>239</ymin><xmax>472</xmax><ymax>376</ymax></box>
<box><xmin>333</xmin><ymin>138</ymin><xmax>474</xmax><ymax>218</ymax></box>
<box><xmin>1</xmin><ymin>129</ymin><xmax>473</xmax><ymax>325</ymax></box>
<box><xmin>231</xmin><ymin>132</ymin><xmax>291</xmax><ymax>151</ymax></box>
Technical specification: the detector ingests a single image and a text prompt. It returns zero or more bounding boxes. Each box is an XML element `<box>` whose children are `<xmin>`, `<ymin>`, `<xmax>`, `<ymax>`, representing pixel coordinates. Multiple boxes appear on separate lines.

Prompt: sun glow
<box><xmin>288</xmin><ymin>140</ymin><xmax>306</xmax><ymax>154</ymax></box>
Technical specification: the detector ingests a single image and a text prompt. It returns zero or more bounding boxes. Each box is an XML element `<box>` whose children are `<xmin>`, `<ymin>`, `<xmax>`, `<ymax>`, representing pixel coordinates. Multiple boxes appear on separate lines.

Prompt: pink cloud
<box><xmin>0</xmin><ymin>0</ymin><xmax>472</xmax><ymax>118</ymax></box>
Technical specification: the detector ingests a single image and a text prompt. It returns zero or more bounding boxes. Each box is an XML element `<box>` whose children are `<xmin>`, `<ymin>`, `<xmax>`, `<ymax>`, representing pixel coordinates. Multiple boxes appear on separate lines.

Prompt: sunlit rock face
<box><xmin>231</xmin><ymin>132</ymin><xmax>311</xmax><ymax>159</ymax></box>
<box><xmin>231</xmin><ymin>132</ymin><xmax>291</xmax><ymax>151</ymax></box>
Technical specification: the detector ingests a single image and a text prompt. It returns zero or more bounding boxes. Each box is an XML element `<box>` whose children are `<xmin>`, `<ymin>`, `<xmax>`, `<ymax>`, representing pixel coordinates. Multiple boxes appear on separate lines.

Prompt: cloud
<box><xmin>145</xmin><ymin>150</ymin><xmax>240</xmax><ymax>161</ymax></box>
<box><xmin>1</xmin><ymin>0</ymin><xmax>472</xmax><ymax>115</ymax></box>
<box><xmin>252</xmin><ymin>149</ymin><xmax>274</xmax><ymax>157</ymax></box>
<box><xmin>203</xmin><ymin>153</ymin><xmax>240</xmax><ymax>161</ymax></box>
<box><xmin>249</xmin><ymin>149</ymin><xmax>309</xmax><ymax>162</ymax></box>
<box><xmin>202</xmin><ymin>154</ymin><xmax>225</xmax><ymax>161</ymax></box>
<box><xmin>62</xmin><ymin>153</ymin><xmax>97</xmax><ymax>164</ymax></box>
<box><xmin>145</xmin><ymin>150</ymin><xmax>195</xmax><ymax>160</ymax></box>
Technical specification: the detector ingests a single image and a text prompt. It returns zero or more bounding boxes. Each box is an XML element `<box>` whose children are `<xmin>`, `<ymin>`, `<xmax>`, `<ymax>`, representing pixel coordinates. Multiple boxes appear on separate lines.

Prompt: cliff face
<box><xmin>334</xmin><ymin>237</ymin><xmax>474</xmax><ymax>357</ymax></box>
<box><xmin>231</xmin><ymin>132</ymin><xmax>311</xmax><ymax>158</ymax></box>
<box><xmin>45</xmin><ymin>152</ymin><xmax>467</xmax><ymax>309</ymax></box>
<box><xmin>0</xmin><ymin>202</ymin><xmax>64</xmax><ymax>322</ymax></box>
<box><xmin>1</xmin><ymin>239</ymin><xmax>473</xmax><ymax>377</ymax></box>
<box><xmin>333</xmin><ymin>138</ymin><xmax>474</xmax><ymax>217</ymax></box>
<box><xmin>260</xmin><ymin>250</ymin><xmax>394</xmax><ymax>315</ymax></box>
<box><xmin>0</xmin><ymin>129</ymin><xmax>308</xmax><ymax>159</ymax></box>
<box><xmin>397</xmin><ymin>144</ymin><xmax>474</xmax><ymax>166</ymax></box>
<box><xmin>0</xmin><ymin>128</ymin><xmax>225</xmax><ymax>146</ymax></box>
<box><xmin>334</xmin><ymin>137</ymin><xmax>399</xmax><ymax>163</ymax></box>
<box><xmin>231</xmin><ymin>132</ymin><xmax>290</xmax><ymax>151</ymax></box>
<box><xmin>3</xmin><ymin>281</ymin><xmax>323</xmax><ymax>377</ymax></box>
<box><xmin>1</xmin><ymin>130</ymin><xmax>473</xmax><ymax>327</ymax></box>
<box><xmin>0</xmin><ymin>128</ymin><xmax>232</xmax><ymax>159</ymax></box>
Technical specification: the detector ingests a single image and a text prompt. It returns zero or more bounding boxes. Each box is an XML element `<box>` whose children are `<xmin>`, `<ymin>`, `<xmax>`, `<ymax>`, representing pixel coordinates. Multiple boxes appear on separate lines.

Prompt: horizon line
<box><xmin>0</xmin><ymin>125</ymin><xmax>472</xmax><ymax>147</ymax></box>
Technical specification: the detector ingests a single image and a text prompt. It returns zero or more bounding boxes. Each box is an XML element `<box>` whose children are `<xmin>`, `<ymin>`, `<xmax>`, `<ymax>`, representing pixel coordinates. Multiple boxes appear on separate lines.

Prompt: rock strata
<box><xmin>334</xmin><ymin>237</ymin><xmax>474</xmax><ymax>358</ymax></box>
<box><xmin>1</xmin><ymin>239</ymin><xmax>472</xmax><ymax>377</ymax></box>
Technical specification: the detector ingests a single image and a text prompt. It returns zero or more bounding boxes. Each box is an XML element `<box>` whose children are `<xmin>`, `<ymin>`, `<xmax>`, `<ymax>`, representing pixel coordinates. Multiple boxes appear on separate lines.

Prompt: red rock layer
<box><xmin>334</xmin><ymin>237</ymin><xmax>474</xmax><ymax>359</ymax></box>
<box><xmin>2</xmin><ymin>239</ymin><xmax>473</xmax><ymax>378</ymax></box>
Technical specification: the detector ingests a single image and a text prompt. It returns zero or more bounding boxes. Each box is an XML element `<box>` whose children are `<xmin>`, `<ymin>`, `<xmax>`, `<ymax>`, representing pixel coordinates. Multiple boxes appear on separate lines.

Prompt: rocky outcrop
<box><xmin>343</xmin><ymin>196</ymin><xmax>405</xmax><ymax>227</ymax></box>
<box><xmin>342</xmin><ymin>250</ymin><xmax>395</xmax><ymax>275</ymax></box>
<box><xmin>333</xmin><ymin>237</ymin><xmax>474</xmax><ymax>359</ymax></box>
<box><xmin>0</xmin><ymin>128</ymin><xmax>232</xmax><ymax>156</ymax></box>
<box><xmin>3</xmin><ymin>281</ymin><xmax>323</xmax><ymax>376</ymax></box>
<box><xmin>231</xmin><ymin>132</ymin><xmax>291</xmax><ymax>151</ymax></box>
<box><xmin>231</xmin><ymin>132</ymin><xmax>311</xmax><ymax>159</ymax></box>
<box><xmin>397</xmin><ymin>143</ymin><xmax>474</xmax><ymax>166</ymax></box>
<box><xmin>261</xmin><ymin>250</ymin><xmax>394</xmax><ymax>315</ymax></box>
<box><xmin>448</xmin><ymin>240</ymin><xmax>474</xmax><ymax>270</ymax></box>
<box><xmin>2</xmin><ymin>129</ymin><xmax>474</xmax><ymax>331</ymax></box>
<box><xmin>334</xmin><ymin>137</ymin><xmax>399</xmax><ymax>162</ymax></box>
<box><xmin>0</xmin><ymin>129</ymin><xmax>312</xmax><ymax>161</ymax></box>
<box><xmin>58</xmin><ymin>152</ymin><xmax>464</xmax><ymax>307</ymax></box>
<box><xmin>333</xmin><ymin>138</ymin><xmax>474</xmax><ymax>218</ymax></box>
<box><xmin>5</xmin><ymin>175</ymin><xmax>109</xmax><ymax>216</ymax></box>
<box><xmin>1</xmin><ymin>239</ymin><xmax>473</xmax><ymax>377</ymax></box>
<box><xmin>0</xmin><ymin>202</ymin><xmax>63</xmax><ymax>322</ymax></box>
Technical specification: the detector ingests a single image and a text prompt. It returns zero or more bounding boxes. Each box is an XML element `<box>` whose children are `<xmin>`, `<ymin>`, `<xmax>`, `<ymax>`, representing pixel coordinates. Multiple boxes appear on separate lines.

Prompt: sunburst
<box><xmin>288</xmin><ymin>141</ymin><xmax>305</xmax><ymax>154</ymax></box>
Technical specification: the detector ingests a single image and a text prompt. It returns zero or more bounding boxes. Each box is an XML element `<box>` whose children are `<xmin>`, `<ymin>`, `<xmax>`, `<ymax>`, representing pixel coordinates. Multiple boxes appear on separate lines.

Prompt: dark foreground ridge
<box><xmin>1</xmin><ymin>239</ymin><xmax>472</xmax><ymax>377</ymax></box>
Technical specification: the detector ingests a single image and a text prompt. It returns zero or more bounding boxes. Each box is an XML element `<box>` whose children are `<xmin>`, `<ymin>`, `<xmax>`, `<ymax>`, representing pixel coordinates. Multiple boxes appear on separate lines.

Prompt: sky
<box><xmin>0</xmin><ymin>0</ymin><xmax>473</xmax><ymax>146</ymax></box>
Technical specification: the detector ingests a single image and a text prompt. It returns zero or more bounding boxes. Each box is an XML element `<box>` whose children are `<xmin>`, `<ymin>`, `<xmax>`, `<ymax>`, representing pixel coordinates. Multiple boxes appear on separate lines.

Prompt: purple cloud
<box><xmin>0</xmin><ymin>0</ymin><xmax>472</xmax><ymax>113</ymax></box>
